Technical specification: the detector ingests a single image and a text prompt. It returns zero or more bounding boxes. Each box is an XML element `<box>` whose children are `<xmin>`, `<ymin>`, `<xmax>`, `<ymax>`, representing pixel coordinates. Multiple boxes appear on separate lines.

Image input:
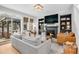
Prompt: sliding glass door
<box><xmin>0</xmin><ymin>20</ymin><xmax>11</xmax><ymax>39</ymax></box>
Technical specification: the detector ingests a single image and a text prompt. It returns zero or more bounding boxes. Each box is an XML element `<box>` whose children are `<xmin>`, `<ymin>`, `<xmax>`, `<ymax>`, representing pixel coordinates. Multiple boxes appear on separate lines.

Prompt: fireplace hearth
<box><xmin>46</xmin><ymin>26</ymin><xmax>58</xmax><ymax>38</ymax></box>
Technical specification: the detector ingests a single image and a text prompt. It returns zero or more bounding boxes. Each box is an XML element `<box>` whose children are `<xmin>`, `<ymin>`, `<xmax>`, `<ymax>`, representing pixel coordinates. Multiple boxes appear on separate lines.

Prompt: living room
<box><xmin>0</xmin><ymin>4</ymin><xmax>79</xmax><ymax>54</ymax></box>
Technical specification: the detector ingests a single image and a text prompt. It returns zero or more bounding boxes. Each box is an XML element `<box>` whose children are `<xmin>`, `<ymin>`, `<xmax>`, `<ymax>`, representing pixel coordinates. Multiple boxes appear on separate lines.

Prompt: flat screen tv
<box><xmin>45</xmin><ymin>14</ymin><xmax>58</xmax><ymax>24</ymax></box>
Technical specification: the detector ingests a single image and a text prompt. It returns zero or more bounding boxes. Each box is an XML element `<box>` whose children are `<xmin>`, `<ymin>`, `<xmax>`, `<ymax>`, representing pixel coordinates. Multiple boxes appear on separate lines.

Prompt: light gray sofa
<box><xmin>11</xmin><ymin>34</ymin><xmax>51</xmax><ymax>54</ymax></box>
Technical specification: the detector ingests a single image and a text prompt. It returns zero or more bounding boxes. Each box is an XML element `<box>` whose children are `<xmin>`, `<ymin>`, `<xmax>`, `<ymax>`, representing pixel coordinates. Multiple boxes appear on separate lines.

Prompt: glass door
<box><xmin>0</xmin><ymin>19</ymin><xmax>11</xmax><ymax>43</ymax></box>
<box><xmin>2</xmin><ymin>20</ymin><xmax>11</xmax><ymax>39</ymax></box>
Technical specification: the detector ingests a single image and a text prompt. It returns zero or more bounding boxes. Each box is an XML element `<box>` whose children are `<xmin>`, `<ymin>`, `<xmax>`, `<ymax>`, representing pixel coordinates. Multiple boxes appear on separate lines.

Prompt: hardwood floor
<box><xmin>0</xmin><ymin>43</ymin><xmax>20</xmax><ymax>54</ymax></box>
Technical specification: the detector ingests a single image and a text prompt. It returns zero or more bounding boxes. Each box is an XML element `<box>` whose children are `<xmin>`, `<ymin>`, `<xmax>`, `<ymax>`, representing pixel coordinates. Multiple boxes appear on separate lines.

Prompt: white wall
<box><xmin>72</xmin><ymin>5</ymin><xmax>79</xmax><ymax>48</ymax></box>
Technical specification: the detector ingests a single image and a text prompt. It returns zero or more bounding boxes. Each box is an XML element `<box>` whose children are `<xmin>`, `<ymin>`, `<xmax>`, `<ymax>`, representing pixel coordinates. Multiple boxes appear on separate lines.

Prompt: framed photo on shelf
<box><xmin>67</xmin><ymin>18</ymin><xmax>70</xmax><ymax>20</ymax></box>
<box><xmin>67</xmin><ymin>22</ymin><xmax>70</xmax><ymax>25</ymax></box>
<box><xmin>62</xmin><ymin>27</ymin><xmax>65</xmax><ymax>29</ymax></box>
<box><xmin>67</xmin><ymin>26</ymin><xmax>70</xmax><ymax>29</ymax></box>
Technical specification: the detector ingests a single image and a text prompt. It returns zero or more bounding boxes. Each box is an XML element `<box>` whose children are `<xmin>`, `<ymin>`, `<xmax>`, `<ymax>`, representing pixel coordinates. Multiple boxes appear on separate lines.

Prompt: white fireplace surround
<box><xmin>44</xmin><ymin>23</ymin><xmax>59</xmax><ymax>34</ymax></box>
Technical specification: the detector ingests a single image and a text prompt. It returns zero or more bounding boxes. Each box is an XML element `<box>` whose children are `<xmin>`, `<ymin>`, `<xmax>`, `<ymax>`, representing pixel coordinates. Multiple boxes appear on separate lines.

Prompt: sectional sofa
<box><xmin>10</xmin><ymin>33</ymin><xmax>51</xmax><ymax>54</ymax></box>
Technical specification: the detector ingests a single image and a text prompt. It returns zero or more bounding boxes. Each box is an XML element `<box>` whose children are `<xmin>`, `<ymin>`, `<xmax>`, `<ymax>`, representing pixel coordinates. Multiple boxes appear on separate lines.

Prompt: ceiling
<box><xmin>1</xmin><ymin>4</ymin><xmax>73</xmax><ymax>18</ymax></box>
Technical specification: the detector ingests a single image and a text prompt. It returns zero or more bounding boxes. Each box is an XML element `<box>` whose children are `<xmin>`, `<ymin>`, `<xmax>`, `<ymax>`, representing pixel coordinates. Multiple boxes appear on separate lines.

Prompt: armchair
<box><xmin>57</xmin><ymin>33</ymin><xmax>66</xmax><ymax>45</ymax></box>
<box><xmin>66</xmin><ymin>32</ymin><xmax>76</xmax><ymax>43</ymax></box>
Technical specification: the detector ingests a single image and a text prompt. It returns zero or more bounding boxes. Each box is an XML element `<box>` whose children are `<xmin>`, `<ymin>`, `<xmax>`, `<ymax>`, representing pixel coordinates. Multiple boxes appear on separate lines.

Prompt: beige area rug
<box><xmin>0</xmin><ymin>38</ymin><xmax>10</xmax><ymax>45</ymax></box>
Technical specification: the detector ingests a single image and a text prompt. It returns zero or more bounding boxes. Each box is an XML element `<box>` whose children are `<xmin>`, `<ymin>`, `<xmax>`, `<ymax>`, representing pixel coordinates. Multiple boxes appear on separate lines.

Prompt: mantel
<box><xmin>45</xmin><ymin>23</ymin><xmax>58</xmax><ymax>27</ymax></box>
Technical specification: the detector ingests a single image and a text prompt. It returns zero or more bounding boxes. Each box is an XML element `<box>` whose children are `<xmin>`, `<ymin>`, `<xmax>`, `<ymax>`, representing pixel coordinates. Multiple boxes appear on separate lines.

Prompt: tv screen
<box><xmin>45</xmin><ymin>14</ymin><xmax>58</xmax><ymax>24</ymax></box>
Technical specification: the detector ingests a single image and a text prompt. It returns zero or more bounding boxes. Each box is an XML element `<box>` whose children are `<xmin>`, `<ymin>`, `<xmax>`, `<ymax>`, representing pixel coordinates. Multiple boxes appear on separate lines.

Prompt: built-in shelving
<box><xmin>38</xmin><ymin>18</ymin><xmax>44</xmax><ymax>34</ymax></box>
<box><xmin>23</xmin><ymin>17</ymin><xmax>34</xmax><ymax>31</ymax></box>
<box><xmin>60</xmin><ymin>14</ymin><xmax>72</xmax><ymax>33</ymax></box>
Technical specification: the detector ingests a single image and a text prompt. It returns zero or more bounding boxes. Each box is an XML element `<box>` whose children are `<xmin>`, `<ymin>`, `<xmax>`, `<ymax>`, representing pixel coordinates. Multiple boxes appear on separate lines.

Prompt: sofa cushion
<box><xmin>22</xmin><ymin>35</ymin><xmax>42</xmax><ymax>46</ymax></box>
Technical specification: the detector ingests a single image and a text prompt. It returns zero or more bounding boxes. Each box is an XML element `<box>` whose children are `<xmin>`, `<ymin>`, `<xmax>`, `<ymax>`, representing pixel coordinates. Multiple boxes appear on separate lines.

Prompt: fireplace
<box><xmin>46</xmin><ymin>26</ymin><xmax>58</xmax><ymax>38</ymax></box>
